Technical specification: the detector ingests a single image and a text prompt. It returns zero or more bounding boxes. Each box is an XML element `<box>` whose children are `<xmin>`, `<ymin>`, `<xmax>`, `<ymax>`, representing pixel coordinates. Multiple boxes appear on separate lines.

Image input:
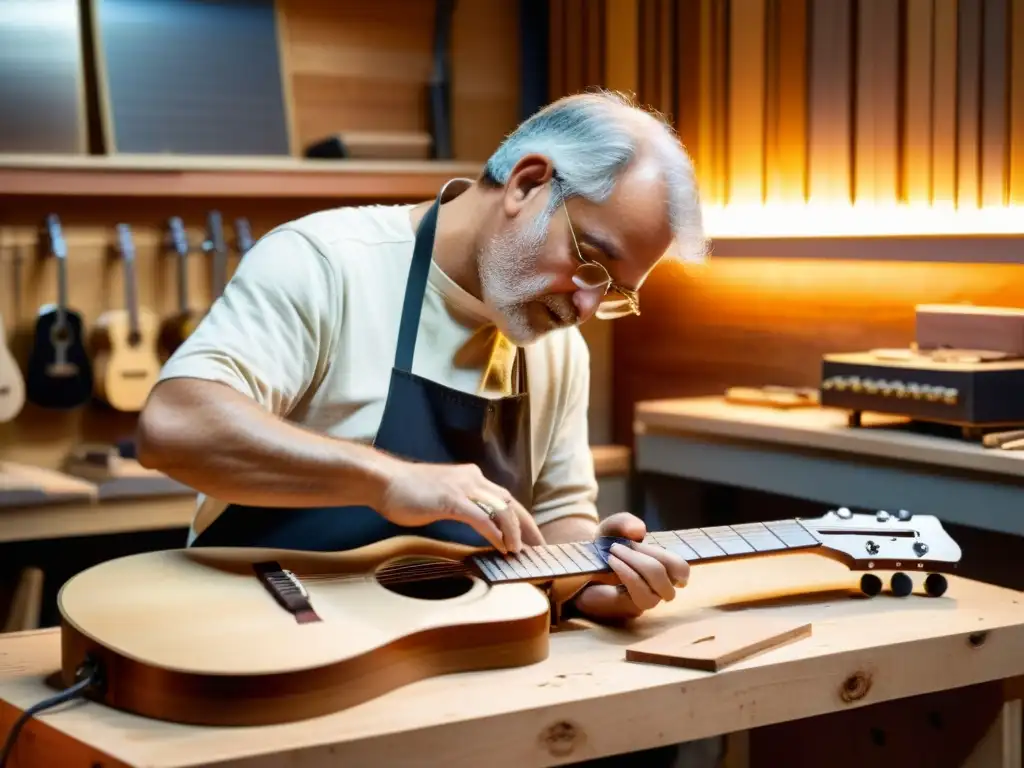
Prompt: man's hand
<box><xmin>571</xmin><ymin>512</ymin><xmax>690</xmax><ymax>622</ymax></box>
<box><xmin>378</xmin><ymin>459</ymin><xmax>544</xmax><ymax>553</ymax></box>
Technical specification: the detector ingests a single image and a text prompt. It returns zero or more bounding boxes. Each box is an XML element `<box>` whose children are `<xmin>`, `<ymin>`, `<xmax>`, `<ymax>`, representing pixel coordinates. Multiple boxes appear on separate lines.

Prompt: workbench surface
<box><xmin>2</xmin><ymin>555</ymin><xmax>1024</xmax><ymax>767</ymax></box>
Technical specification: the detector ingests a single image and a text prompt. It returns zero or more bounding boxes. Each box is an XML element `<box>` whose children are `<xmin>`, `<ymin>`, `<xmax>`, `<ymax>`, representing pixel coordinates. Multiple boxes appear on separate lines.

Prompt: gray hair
<box><xmin>481</xmin><ymin>89</ymin><xmax>708</xmax><ymax>263</ymax></box>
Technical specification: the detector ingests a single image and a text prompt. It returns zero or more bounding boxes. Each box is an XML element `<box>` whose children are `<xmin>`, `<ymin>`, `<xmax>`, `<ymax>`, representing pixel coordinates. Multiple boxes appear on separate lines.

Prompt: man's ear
<box><xmin>502</xmin><ymin>154</ymin><xmax>555</xmax><ymax>218</ymax></box>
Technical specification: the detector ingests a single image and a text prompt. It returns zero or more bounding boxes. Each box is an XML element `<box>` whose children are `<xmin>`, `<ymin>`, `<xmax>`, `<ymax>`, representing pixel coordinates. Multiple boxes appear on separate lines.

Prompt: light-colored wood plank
<box><xmin>855</xmin><ymin>0</ymin><xmax>899</xmax><ymax>203</ymax></box>
<box><xmin>0</xmin><ymin>494</ymin><xmax>195</xmax><ymax>544</ymax></box>
<box><xmin>1010</xmin><ymin>0</ymin><xmax>1024</xmax><ymax>202</ymax></box>
<box><xmin>932</xmin><ymin>0</ymin><xmax>958</xmax><ymax>204</ymax></box>
<box><xmin>903</xmin><ymin>0</ymin><xmax>934</xmax><ymax>204</ymax></box>
<box><xmin>807</xmin><ymin>0</ymin><xmax>853</xmax><ymax>203</ymax></box>
<box><xmin>0</xmin><ymin>154</ymin><xmax>481</xmax><ymax>199</ymax></box>
<box><xmin>765</xmin><ymin>0</ymin><xmax>808</xmax><ymax>203</ymax></box>
<box><xmin>957</xmin><ymin>0</ymin><xmax>983</xmax><ymax>208</ymax></box>
<box><xmin>625</xmin><ymin>615</ymin><xmax>812</xmax><ymax>672</ymax></box>
<box><xmin>981</xmin><ymin>0</ymin><xmax>1010</xmax><ymax>207</ymax></box>
<box><xmin>634</xmin><ymin>396</ymin><xmax>1024</xmax><ymax>480</ymax></box>
<box><xmin>3</xmin><ymin>556</ymin><xmax>1024</xmax><ymax>767</ymax></box>
<box><xmin>728</xmin><ymin>0</ymin><xmax>767</xmax><ymax>204</ymax></box>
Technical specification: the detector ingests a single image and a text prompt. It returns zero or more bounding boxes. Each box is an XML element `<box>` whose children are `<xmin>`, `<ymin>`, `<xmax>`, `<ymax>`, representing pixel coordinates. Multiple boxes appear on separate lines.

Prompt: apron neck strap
<box><xmin>394</xmin><ymin>179</ymin><xmax>464</xmax><ymax>373</ymax></box>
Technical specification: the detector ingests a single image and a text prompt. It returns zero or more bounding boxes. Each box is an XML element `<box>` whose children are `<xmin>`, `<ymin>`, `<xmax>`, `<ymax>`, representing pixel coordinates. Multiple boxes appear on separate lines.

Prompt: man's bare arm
<box><xmin>137</xmin><ymin>378</ymin><xmax>398</xmax><ymax>509</ymax></box>
<box><xmin>538</xmin><ymin>514</ymin><xmax>599</xmax><ymax>544</ymax></box>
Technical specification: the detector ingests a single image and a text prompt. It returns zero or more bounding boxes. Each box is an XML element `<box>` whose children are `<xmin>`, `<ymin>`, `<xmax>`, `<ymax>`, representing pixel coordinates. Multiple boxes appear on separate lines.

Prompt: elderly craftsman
<box><xmin>137</xmin><ymin>90</ymin><xmax>709</xmax><ymax>765</ymax></box>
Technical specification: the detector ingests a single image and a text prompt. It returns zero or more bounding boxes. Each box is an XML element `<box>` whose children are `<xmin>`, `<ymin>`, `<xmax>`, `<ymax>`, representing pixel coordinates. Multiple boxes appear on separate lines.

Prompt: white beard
<box><xmin>478</xmin><ymin>206</ymin><xmax>577</xmax><ymax>345</ymax></box>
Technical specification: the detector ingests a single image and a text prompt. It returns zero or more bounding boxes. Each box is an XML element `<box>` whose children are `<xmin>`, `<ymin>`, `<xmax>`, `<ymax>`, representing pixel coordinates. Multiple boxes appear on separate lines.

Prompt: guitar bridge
<box><xmin>253</xmin><ymin>561</ymin><xmax>321</xmax><ymax>624</ymax></box>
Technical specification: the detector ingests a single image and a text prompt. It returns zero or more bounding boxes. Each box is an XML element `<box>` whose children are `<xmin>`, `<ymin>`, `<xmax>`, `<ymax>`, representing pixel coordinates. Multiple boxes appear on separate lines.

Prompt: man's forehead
<box><xmin>572</xmin><ymin>170</ymin><xmax>673</xmax><ymax>265</ymax></box>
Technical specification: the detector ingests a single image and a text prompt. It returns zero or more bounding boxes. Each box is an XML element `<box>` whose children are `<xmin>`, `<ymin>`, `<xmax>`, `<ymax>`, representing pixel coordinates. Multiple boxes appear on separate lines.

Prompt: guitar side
<box><xmin>0</xmin><ymin>311</ymin><xmax>26</xmax><ymax>422</ymax></box>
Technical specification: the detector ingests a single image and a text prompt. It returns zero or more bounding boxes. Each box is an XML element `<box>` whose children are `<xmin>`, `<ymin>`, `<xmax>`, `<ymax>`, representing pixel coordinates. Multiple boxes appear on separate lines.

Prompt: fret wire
<box><xmin>506</xmin><ymin>553</ymin><xmax>537</xmax><ymax>579</ymax></box>
<box><xmin>549</xmin><ymin>545</ymin><xmax>580</xmax><ymax>572</ymax></box>
<box><xmin>556</xmin><ymin>543</ymin><xmax>589</xmax><ymax>571</ymax></box>
<box><xmin>533</xmin><ymin>546</ymin><xmax>568</xmax><ymax>575</ymax></box>
<box><xmin>573</xmin><ymin>542</ymin><xmax>607</xmax><ymax>569</ymax></box>
<box><xmin>518</xmin><ymin>547</ymin><xmax>549</xmax><ymax>576</ymax></box>
<box><xmin>680</xmin><ymin>530</ymin><xmax>728</xmax><ymax>558</ymax></box>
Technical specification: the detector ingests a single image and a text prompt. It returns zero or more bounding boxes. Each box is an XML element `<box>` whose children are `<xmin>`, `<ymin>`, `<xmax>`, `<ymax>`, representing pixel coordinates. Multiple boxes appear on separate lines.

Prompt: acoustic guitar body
<box><xmin>92</xmin><ymin>308</ymin><xmax>162</xmax><ymax>412</ymax></box>
<box><xmin>58</xmin><ymin>538</ymin><xmax>552</xmax><ymax>727</ymax></box>
<box><xmin>24</xmin><ymin>307</ymin><xmax>93</xmax><ymax>410</ymax></box>
<box><xmin>0</xmin><ymin>312</ymin><xmax>26</xmax><ymax>422</ymax></box>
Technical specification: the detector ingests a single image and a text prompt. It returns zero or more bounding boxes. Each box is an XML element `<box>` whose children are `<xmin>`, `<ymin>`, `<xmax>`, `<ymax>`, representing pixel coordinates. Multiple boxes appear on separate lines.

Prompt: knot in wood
<box><xmin>839</xmin><ymin>671</ymin><xmax>872</xmax><ymax>703</ymax></box>
<box><xmin>541</xmin><ymin>720</ymin><xmax>584</xmax><ymax>757</ymax></box>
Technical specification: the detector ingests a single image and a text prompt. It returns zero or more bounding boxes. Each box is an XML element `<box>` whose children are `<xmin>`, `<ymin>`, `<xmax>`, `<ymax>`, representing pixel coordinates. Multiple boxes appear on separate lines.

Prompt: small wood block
<box><xmin>624</xmin><ymin>615</ymin><xmax>812</xmax><ymax>672</ymax></box>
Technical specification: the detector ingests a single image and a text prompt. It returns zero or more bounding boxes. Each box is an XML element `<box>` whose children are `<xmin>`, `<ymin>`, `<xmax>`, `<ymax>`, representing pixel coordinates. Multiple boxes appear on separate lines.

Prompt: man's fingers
<box><xmin>470</xmin><ymin>489</ymin><xmax>524</xmax><ymax>553</ymax></box>
<box><xmin>607</xmin><ymin>554</ymin><xmax>661</xmax><ymax>611</ymax></box>
<box><xmin>628</xmin><ymin>541</ymin><xmax>691</xmax><ymax>588</ymax></box>
<box><xmin>453</xmin><ymin>497</ymin><xmax>508</xmax><ymax>553</ymax></box>
<box><xmin>610</xmin><ymin>543</ymin><xmax>676</xmax><ymax>601</ymax></box>
<box><xmin>509</xmin><ymin>498</ymin><xmax>545</xmax><ymax>546</ymax></box>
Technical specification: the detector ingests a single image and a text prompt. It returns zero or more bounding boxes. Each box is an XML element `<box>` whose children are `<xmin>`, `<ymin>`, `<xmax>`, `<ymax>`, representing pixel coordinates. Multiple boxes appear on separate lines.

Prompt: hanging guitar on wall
<box><xmin>0</xmin><ymin>309</ymin><xmax>26</xmax><ymax>423</ymax></box>
<box><xmin>92</xmin><ymin>224</ymin><xmax>162</xmax><ymax>413</ymax></box>
<box><xmin>235</xmin><ymin>217</ymin><xmax>254</xmax><ymax>258</ymax></box>
<box><xmin>160</xmin><ymin>216</ymin><xmax>201</xmax><ymax>357</ymax></box>
<box><xmin>25</xmin><ymin>214</ymin><xmax>93</xmax><ymax>410</ymax></box>
<box><xmin>204</xmin><ymin>211</ymin><xmax>228</xmax><ymax>303</ymax></box>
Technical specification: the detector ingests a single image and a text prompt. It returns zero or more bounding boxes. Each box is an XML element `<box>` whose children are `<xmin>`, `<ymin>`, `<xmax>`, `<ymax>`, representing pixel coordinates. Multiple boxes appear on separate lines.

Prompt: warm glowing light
<box><xmin>701</xmin><ymin>202</ymin><xmax>1024</xmax><ymax>238</ymax></box>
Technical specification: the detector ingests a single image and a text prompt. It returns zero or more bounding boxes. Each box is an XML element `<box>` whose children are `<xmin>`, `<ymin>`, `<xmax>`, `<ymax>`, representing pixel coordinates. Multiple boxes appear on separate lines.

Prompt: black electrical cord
<box><xmin>0</xmin><ymin>656</ymin><xmax>104</xmax><ymax>768</ymax></box>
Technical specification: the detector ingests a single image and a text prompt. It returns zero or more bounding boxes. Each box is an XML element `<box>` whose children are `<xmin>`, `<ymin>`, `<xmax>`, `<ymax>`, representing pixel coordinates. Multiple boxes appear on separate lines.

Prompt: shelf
<box><xmin>700</xmin><ymin>203</ymin><xmax>1024</xmax><ymax>263</ymax></box>
<box><xmin>0</xmin><ymin>154</ymin><xmax>483</xmax><ymax>200</ymax></box>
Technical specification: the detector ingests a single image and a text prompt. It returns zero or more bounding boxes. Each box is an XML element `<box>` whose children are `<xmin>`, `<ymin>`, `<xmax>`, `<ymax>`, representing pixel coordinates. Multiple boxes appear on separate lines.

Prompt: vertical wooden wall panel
<box><xmin>710</xmin><ymin>0</ymin><xmax>729</xmax><ymax>204</ymax></box>
<box><xmin>548</xmin><ymin>0</ymin><xmax>565</xmax><ymax>100</ymax></box>
<box><xmin>981</xmin><ymin>0</ymin><xmax>1010</xmax><ymax>207</ymax></box>
<box><xmin>657</xmin><ymin>0</ymin><xmax>675</xmax><ymax>117</ymax></box>
<box><xmin>807</xmin><ymin>0</ymin><xmax>853</xmax><ymax>202</ymax></box>
<box><xmin>675</xmin><ymin>0</ymin><xmax>702</xmax><ymax>160</ymax></box>
<box><xmin>765</xmin><ymin>0</ymin><xmax>808</xmax><ymax>203</ymax></box>
<box><xmin>956</xmin><ymin>0</ymin><xmax>982</xmax><ymax>207</ymax></box>
<box><xmin>903</xmin><ymin>0</ymin><xmax>934</xmax><ymax>204</ymax></box>
<box><xmin>855</xmin><ymin>0</ymin><xmax>900</xmax><ymax>203</ymax></box>
<box><xmin>727</xmin><ymin>0</ymin><xmax>766</xmax><ymax>203</ymax></box>
<box><xmin>932</xmin><ymin>0</ymin><xmax>958</xmax><ymax>204</ymax></box>
<box><xmin>604</xmin><ymin>0</ymin><xmax>638</xmax><ymax>96</ymax></box>
<box><xmin>1011</xmin><ymin>0</ymin><xmax>1024</xmax><ymax>202</ymax></box>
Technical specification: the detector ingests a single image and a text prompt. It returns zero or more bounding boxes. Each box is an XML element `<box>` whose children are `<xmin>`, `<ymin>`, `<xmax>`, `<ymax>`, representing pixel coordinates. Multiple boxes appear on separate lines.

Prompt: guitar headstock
<box><xmin>45</xmin><ymin>214</ymin><xmax>66</xmax><ymax>260</ymax></box>
<box><xmin>168</xmin><ymin>217</ymin><xmax>190</xmax><ymax>256</ymax></box>
<box><xmin>204</xmin><ymin>210</ymin><xmax>225</xmax><ymax>255</ymax></box>
<box><xmin>116</xmin><ymin>223</ymin><xmax>136</xmax><ymax>262</ymax></box>
<box><xmin>235</xmin><ymin>218</ymin><xmax>253</xmax><ymax>255</ymax></box>
<box><xmin>799</xmin><ymin>507</ymin><xmax>961</xmax><ymax>574</ymax></box>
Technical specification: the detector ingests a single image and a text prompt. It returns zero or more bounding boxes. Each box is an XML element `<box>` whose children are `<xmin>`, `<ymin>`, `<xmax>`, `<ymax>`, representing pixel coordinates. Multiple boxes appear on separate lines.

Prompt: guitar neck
<box><xmin>469</xmin><ymin>519</ymin><xmax>822</xmax><ymax>584</ymax></box>
<box><xmin>117</xmin><ymin>224</ymin><xmax>140</xmax><ymax>337</ymax></box>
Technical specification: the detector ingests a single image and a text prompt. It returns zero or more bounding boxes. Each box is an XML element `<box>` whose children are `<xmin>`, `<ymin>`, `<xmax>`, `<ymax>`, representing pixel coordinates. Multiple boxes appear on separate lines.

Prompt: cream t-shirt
<box><xmin>157</xmin><ymin>199</ymin><xmax>600</xmax><ymax>541</ymax></box>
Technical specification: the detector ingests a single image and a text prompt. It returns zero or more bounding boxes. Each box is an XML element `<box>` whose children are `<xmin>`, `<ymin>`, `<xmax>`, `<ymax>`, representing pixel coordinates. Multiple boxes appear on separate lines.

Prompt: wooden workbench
<box><xmin>634</xmin><ymin>397</ymin><xmax>1024</xmax><ymax>538</ymax></box>
<box><xmin>0</xmin><ymin>555</ymin><xmax>1022</xmax><ymax>767</ymax></box>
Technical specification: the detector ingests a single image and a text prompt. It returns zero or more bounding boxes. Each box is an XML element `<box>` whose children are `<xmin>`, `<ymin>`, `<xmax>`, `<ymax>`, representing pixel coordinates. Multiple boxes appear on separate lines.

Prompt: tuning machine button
<box><xmin>876</xmin><ymin>510</ymin><xmax>890</xmax><ymax>522</ymax></box>
<box><xmin>836</xmin><ymin>506</ymin><xmax>853</xmax><ymax>519</ymax></box>
<box><xmin>897</xmin><ymin>509</ymin><xmax>912</xmax><ymax>521</ymax></box>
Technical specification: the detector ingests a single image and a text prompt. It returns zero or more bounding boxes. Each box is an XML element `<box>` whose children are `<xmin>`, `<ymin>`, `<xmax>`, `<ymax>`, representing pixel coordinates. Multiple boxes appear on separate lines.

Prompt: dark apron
<box><xmin>191</xmin><ymin>182</ymin><xmax>533</xmax><ymax>552</ymax></box>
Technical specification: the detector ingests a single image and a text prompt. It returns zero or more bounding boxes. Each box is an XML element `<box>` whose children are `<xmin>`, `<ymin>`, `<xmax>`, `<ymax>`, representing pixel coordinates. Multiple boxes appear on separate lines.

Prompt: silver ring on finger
<box><xmin>472</xmin><ymin>499</ymin><xmax>499</xmax><ymax>522</ymax></box>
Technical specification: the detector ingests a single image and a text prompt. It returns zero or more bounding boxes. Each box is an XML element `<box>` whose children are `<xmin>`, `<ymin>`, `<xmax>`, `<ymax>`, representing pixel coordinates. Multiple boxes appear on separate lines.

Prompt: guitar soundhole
<box><xmin>375</xmin><ymin>556</ymin><xmax>475</xmax><ymax>601</ymax></box>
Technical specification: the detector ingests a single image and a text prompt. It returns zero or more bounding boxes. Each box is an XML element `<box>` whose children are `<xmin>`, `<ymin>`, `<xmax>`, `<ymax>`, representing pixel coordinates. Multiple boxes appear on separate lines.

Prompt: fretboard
<box><xmin>468</xmin><ymin>519</ymin><xmax>822</xmax><ymax>584</ymax></box>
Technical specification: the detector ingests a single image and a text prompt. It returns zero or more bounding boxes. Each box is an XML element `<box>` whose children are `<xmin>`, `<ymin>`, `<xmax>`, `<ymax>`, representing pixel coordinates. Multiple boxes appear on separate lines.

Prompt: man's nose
<box><xmin>573</xmin><ymin>289</ymin><xmax>601</xmax><ymax>323</ymax></box>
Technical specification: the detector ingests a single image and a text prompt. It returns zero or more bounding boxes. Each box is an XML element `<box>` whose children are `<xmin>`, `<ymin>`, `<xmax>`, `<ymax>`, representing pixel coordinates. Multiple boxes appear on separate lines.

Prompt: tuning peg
<box><xmin>859</xmin><ymin>573</ymin><xmax>882</xmax><ymax>597</ymax></box>
<box><xmin>924</xmin><ymin>573</ymin><xmax>948</xmax><ymax>597</ymax></box>
<box><xmin>890</xmin><ymin>572</ymin><xmax>913</xmax><ymax>597</ymax></box>
<box><xmin>876</xmin><ymin>510</ymin><xmax>890</xmax><ymax>522</ymax></box>
<box><xmin>836</xmin><ymin>507</ymin><xmax>853</xmax><ymax>519</ymax></box>
<box><xmin>896</xmin><ymin>509</ymin><xmax>912</xmax><ymax>521</ymax></box>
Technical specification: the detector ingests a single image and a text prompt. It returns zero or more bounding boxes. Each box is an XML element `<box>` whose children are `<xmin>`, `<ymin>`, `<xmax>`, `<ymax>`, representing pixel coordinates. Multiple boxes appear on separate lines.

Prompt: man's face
<box><xmin>478</xmin><ymin>160</ymin><xmax>675</xmax><ymax>345</ymax></box>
